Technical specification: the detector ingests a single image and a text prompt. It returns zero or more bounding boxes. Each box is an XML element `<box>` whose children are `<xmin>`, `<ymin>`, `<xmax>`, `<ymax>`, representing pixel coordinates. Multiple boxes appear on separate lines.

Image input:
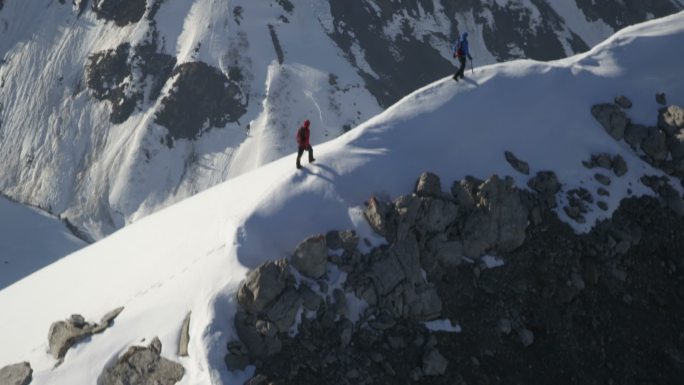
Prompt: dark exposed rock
<box><xmin>422</xmin><ymin>348</ymin><xmax>448</xmax><ymax>376</ymax></box>
<box><xmin>100</xmin><ymin>337</ymin><xmax>184</xmax><ymax>385</ymax></box>
<box><xmin>415</xmin><ymin>172</ymin><xmax>442</xmax><ymax>198</ymax></box>
<box><xmin>614</xmin><ymin>95</ymin><xmax>632</xmax><ymax>109</ymax></box>
<box><xmin>92</xmin><ymin>0</ymin><xmax>146</xmax><ymax>27</ymax></box>
<box><xmin>237</xmin><ymin>259</ymin><xmax>294</xmax><ymax>314</ymax></box>
<box><xmin>504</xmin><ymin>151</ymin><xmax>530</xmax><ymax>175</ymax></box>
<box><xmin>594</xmin><ymin>173</ymin><xmax>611</xmax><ymax>186</ymax></box>
<box><xmin>658</xmin><ymin>105</ymin><xmax>684</xmax><ymax>136</ymax></box>
<box><xmin>291</xmin><ymin>235</ymin><xmax>327</xmax><ymax>279</ymax></box>
<box><xmin>656</xmin><ymin>92</ymin><xmax>667</xmax><ymax>105</ymax></box>
<box><xmin>624</xmin><ymin>123</ymin><xmax>649</xmax><ymax>149</ymax></box>
<box><xmin>597</xmin><ymin>187</ymin><xmax>610</xmax><ymax>197</ymax></box>
<box><xmin>235</xmin><ymin>311</ymin><xmax>283</xmax><ymax>360</ymax></box>
<box><xmin>0</xmin><ymin>362</ymin><xmax>32</xmax><ymax>385</ymax></box>
<box><xmin>325</xmin><ymin>230</ymin><xmax>358</xmax><ymax>251</ymax></box>
<box><xmin>641</xmin><ymin>175</ymin><xmax>684</xmax><ymax>216</ymax></box>
<box><xmin>597</xmin><ymin>201</ymin><xmax>608</xmax><ymax>211</ymax></box>
<box><xmin>641</xmin><ymin>127</ymin><xmax>668</xmax><ymax>162</ymax></box>
<box><xmin>527</xmin><ymin>171</ymin><xmax>560</xmax><ymax>208</ymax></box>
<box><xmin>155</xmin><ymin>62</ymin><xmax>247</xmax><ymax>145</ymax></box>
<box><xmin>611</xmin><ymin>154</ymin><xmax>628</xmax><ymax>177</ymax></box>
<box><xmin>591</xmin><ymin>103</ymin><xmax>628</xmax><ymax>140</ymax></box>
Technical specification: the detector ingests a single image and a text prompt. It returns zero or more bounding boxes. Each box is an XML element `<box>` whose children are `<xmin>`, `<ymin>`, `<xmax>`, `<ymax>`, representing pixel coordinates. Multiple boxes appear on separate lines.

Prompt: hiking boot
<box><xmin>309</xmin><ymin>158</ymin><xmax>316</xmax><ymax>163</ymax></box>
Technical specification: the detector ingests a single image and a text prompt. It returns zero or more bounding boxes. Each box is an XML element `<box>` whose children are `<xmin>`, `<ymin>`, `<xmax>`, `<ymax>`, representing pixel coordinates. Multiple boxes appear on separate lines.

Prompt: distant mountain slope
<box><xmin>0</xmin><ymin>195</ymin><xmax>85</xmax><ymax>290</ymax></box>
<box><xmin>0</xmin><ymin>1</ymin><xmax>681</xmax><ymax>241</ymax></box>
<box><xmin>0</xmin><ymin>11</ymin><xmax>682</xmax><ymax>385</ymax></box>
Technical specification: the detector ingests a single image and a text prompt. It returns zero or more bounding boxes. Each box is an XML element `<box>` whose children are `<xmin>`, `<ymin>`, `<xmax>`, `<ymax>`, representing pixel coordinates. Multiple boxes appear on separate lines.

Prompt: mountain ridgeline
<box><xmin>0</xmin><ymin>0</ymin><xmax>682</xmax><ymax>241</ymax></box>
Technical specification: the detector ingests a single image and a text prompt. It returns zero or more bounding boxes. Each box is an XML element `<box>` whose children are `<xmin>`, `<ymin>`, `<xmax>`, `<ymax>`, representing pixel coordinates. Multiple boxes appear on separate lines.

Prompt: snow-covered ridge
<box><xmin>0</xmin><ymin>0</ymin><xmax>681</xmax><ymax>241</ymax></box>
<box><xmin>1</xmin><ymin>10</ymin><xmax>683</xmax><ymax>385</ymax></box>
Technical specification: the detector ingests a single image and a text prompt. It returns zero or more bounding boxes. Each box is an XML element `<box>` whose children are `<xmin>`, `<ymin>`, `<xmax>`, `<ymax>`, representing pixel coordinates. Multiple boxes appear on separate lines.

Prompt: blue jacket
<box><xmin>453</xmin><ymin>32</ymin><xmax>472</xmax><ymax>60</ymax></box>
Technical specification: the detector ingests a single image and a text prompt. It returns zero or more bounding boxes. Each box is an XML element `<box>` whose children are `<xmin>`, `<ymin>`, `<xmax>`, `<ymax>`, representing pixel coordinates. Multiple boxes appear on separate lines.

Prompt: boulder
<box><xmin>591</xmin><ymin>103</ymin><xmax>628</xmax><ymax>140</ymax></box>
<box><xmin>592</xmin><ymin>153</ymin><xmax>613</xmax><ymax>169</ymax></box>
<box><xmin>325</xmin><ymin>230</ymin><xmax>358</xmax><ymax>251</ymax></box>
<box><xmin>264</xmin><ymin>288</ymin><xmax>302</xmax><ymax>333</ymax></box>
<box><xmin>451</xmin><ymin>176</ymin><xmax>481</xmax><ymax>209</ymax></box>
<box><xmin>611</xmin><ymin>154</ymin><xmax>628</xmax><ymax>177</ymax></box>
<box><xmin>0</xmin><ymin>362</ymin><xmax>32</xmax><ymax>385</ymax></box>
<box><xmin>225</xmin><ymin>341</ymin><xmax>250</xmax><ymax>371</ymax></box>
<box><xmin>291</xmin><ymin>235</ymin><xmax>328</xmax><ymax>279</ymax></box>
<box><xmin>668</xmin><ymin>132</ymin><xmax>684</xmax><ymax>161</ymax></box>
<box><xmin>364</xmin><ymin>196</ymin><xmax>394</xmax><ymax>238</ymax></box>
<box><xmin>414</xmin><ymin>197</ymin><xmax>459</xmax><ymax>236</ymax></box>
<box><xmin>234</xmin><ymin>311</ymin><xmax>282</xmax><ymax>359</ymax></box>
<box><xmin>422</xmin><ymin>348</ymin><xmax>448</xmax><ymax>376</ymax></box>
<box><xmin>594</xmin><ymin>173</ymin><xmax>611</xmax><ymax>186</ymax></box>
<box><xmin>238</xmin><ymin>259</ymin><xmax>293</xmax><ymax>314</ymax></box>
<box><xmin>504</xmin><ymin>151</ymin><xmax>530</xmax><ymax>175</ymax></box>
<box><xmin>528</xmin><ymin>171</ymin><xmax>560</xmax><ymax>208</ymax></box>
<box><xmin>624</xmin><ymin>123</ymin><xmax>649</xmax><ymax>149</ymax></box>
<box><xmin>641</xmin><ymin>127</ymin><xmax>668</xmax><ymax>162</ymax></box>
<box><xmin>415</xmin><ymin>172</ymin><xmax>442</xmax><ymax>198</ymax></box>
<box><xmin>100</xmin><ymin>337</ymin><xmax>184</xmax><ymax>385</ymax></box>
<box><xmin>614</xmin><ymin>95</ymin><xmax>632</xmax><ymax>109</ymax></box>
<box><xmin>48</xmin><ymin>307</ymin><xmax>124</xmax><ymax>359</ymax></box>
<box><xmin>657</xmin><ymin>105</ymin><xmax>684</xmax><ymax>136</ymax></box>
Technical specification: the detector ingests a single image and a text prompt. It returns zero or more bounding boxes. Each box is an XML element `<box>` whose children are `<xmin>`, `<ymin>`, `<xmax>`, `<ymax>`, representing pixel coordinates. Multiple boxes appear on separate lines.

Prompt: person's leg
<box><xmin>296</xmin><ymin>147</ymin><xmax>304</xmax><ymax>168</ymax></box>
<box><xmin>307</xmin><ymin>145</ymin><xmax>315</xmax><ymax>162</ymax></box>
<box><xmin>458</xmin><ymin>56</ymin><xmax>466</xmax><ymax>78</ymax></box>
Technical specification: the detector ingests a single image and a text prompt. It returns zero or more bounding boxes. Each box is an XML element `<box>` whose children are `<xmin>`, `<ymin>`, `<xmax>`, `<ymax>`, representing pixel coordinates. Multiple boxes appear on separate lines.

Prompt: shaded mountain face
<box><xmin>0</xmin><ymin>0</ymin><xmax>681</xmax><ymax>240</ymax></box>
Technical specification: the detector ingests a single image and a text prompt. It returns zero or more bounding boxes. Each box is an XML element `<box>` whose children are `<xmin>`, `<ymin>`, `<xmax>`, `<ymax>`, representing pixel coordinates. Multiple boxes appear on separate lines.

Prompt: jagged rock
<box><xmin>234</xmin><ymin>311</ymin><xmax>282</xmax><ymax>359</ymax></box>
<box><xmin>657</xmin><ymin>105</ymin><xmax>684</xmax><ymax>136</ymax></box>
<box><xmin>178</xmin><ymin>312</ymin><xmax>191</xmax><ymax>357</ymax></box>
<box><xmin>462</xmin><ymin>175</ymin><xmax>528</xmax><ymax>257</ymax></box>
<box><xmin>597</xmin><ymin>187</ymin><xmax>610</xmax><ymax>196</ymax></box>
<box><xmin>614</xmin><ymin>95</ymin><xmax>632</xmax><ymax>109</ymax></box>
<box><xmin>291</xmin><ymin>235</ymin><xmax>328</xmax><ymax>279</ymax></box>
<box><xmin>594</xmin><ymin>173</ymin><xmax>611</xmax><ymax>186</ymax></box>
<box><xmin>612</xmin><ymin>154</ymin><xmax>628</xmax><ymax>176</ymax></box>
<box><xmin>0</xmin><ymin>362</ymin><xmax>32</xmax><ymax>385</ymax></box>
<box><xmin>415</xmin><ymin>172</ymin><xmax>442</xmax><ymax>197</ymax></box>
<box><xmin>564</xmin><ymin>205</ymin><xmax>585</xmax><ymax>223</ymax></box>
<box><xmin>597</xmin><ymin>201</ymin><xmax>608</xmax><ymax>211</ymax></box>
<box><xmin>641</xmin><ymin>176</ymin><xmax>684</xmax><ymax>216</ymax></box>
<box><xmin>92</xmin><ymin>0</ymin><xmax>146</xmax><ymax>26</ymax></box>
<box><xmin>427</xmin><ymin>235</ymin><xmax>463</xmax><ymax>269</ymax></box>
<box><xmin>656</xmin><ymin>92</ymin><xmax>667</xmax><ymax>105</ymax></box>
<box><xmin>624</xmin><ymin>123</ymin><xmax>650</xmax><ymax>149</ymax></box>
<box><xmin>641</xmin><ymin>127</ymin><xmax>668</xmax><ymax>162</ymax></box>
<box><xmin>325</xmin><ymin>230</ymin><xmax>358</xmax><ymax>251</ymax></box>
<box><xmin>364</xmin><ymin>196</ymin><xmax>394</xmax><ymax>238</ymax></box>
<box><xmin>265</xmin><ymin>288</ymin><xmax>302</xmax><ymax>333</ymax></box>
<box><xmin>592</xmin><ymin>103</ymin><xmax>628</xmax><ymax>140</ymax></box>
<box><xmin>451</xmin><ymin>176</ymin><xmax>482</xmax><ymax>210</ymax></box>
<box><xmin>100</xmin><ymin>337</ymin><xmax>184</xmax><ymax>385</ymax></box>
<box><xmin>238</xmin><ymin>259</ymin><xmax>293</xmax><ymax>314</ymax></box>
<box><xmin>48</xmin><ymin>308</ymin><xmax>123</xmax><ymax>359</ymax></box>
<box><xmin>528</xmin><ymin>171</ymin><xmax>560</xmax><ymax>208</ymax></box>
<box><xmin>422</xmin><ymin>348</ymin><xmax>448</xmax><ymax>376</ymax></box>
<box><xmin>299</xmin><ymin>283</ymin><xmax>323</xmax><ymax>311</ymax></box>
<box><xmin>593</xmin><ymin>153</ymin><xmax>613</xmax><ymax>169</ymax></box>
<box><xmin>504</xmin><ymin>151</ymin><xmax>530</xmax><ymax>175</ymax></box>
<box><xmin>668</xmin><ymin>132</ymin><xmax>684</xmax><ymax>162</ymax></box>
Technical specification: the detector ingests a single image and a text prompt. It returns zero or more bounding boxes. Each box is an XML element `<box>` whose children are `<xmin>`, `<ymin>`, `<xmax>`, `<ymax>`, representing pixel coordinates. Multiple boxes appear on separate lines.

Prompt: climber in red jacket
<box><xmin>296</xmin><ymin>119</ymin><xmax>315</xmax><ymax>169</ymax></box>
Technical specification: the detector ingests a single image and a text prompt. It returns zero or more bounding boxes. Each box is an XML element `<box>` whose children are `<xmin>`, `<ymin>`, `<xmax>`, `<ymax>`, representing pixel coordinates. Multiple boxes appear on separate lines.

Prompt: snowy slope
<box><xmin>0</xmin><ymin>1</ymin><xmax>681</xmax><ymax>241</ymax></box>
<box><xmin>1</xmin><ymin>11</ymin><xmax>683</xmax><ymax>384</ymax></box>
<box><xmin>0</xmin><ymin>196</ymin><xmax>86</xmax><ymax>290</ymax></box>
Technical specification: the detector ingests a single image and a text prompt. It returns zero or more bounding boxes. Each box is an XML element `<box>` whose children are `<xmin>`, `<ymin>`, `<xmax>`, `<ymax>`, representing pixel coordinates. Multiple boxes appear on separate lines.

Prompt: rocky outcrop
<box><xmin>154</xmin><ymin>62</ymin><xmax>247</xmax><ymax>145</ymax></box>
<box><xmin>591</xmin><ymin>103</ymin><xmax>628</xmax><ymax>140</ymax></box>
<box><xmin>658</xmin><ymin>105</ymin><xmax>684</xmax><ymax>136</ymax></box>
<box><xmin>48</xmin><ymin>307</ymin><xmax>123</xmax><ymax>359</ymax></box>
<box><xmin>92</xmin><ymin>0</ymin><xmax>146</xmax><ymax>26</ymax></box>
<box><xmin>291</xmin><ymin>235</ymin><xmax>327</xmax><ymax>279</ymax></box>
<box><xmin>527</xmin><ymin>171</ymin><xmax>560</xmax><ymax>208</ymax></box>
<box><xmin>0</xmin><ymin>362</ymin><xmax>32</xmax><ymax>385</ymax></box>
<box><xmin>614</xmin><ymin>95</ymin><xmax>632</xmax><ymax>109</ymax></box>
<box><xmin>582</xmin><ymin>153</ymin><xmax>627</xmax><ymax>177</ymax></box>
<box><xmin>504</xmin><ymin>151</ymin><xmax>530</xmax><ymax>175</ymax></box>
<box><xmin>100</xmin><ymin>337</ymin><xmax>184</xmax><ymax>385</ymax></box>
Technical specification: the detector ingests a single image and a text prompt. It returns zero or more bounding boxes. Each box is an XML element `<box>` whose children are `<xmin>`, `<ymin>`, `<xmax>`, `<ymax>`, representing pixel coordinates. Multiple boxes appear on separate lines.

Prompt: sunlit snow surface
<box><xmin>1</xmin><ymin>12</ymin><xmax>683</xmax><ymax>384</ymax></box>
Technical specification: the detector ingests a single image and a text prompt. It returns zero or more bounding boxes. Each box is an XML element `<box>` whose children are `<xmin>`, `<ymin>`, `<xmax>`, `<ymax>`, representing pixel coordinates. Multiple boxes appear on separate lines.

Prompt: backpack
<box><xmin>296</xmin><ymin>126</ymin><xmax>305</xmax><ymax>145</ymax></box>
<box><xmin>456</xmin><ymin>40</ymin><xmax>464</xmax><ymax>58</ymax></box>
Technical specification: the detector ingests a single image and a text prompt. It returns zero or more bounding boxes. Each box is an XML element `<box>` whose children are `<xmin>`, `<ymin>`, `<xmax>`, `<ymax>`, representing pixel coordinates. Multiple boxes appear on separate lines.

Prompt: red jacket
<box><xmin>296</xmin><ymin>123</ymin><xmax>310</xmax><ymax>148</ymax></box>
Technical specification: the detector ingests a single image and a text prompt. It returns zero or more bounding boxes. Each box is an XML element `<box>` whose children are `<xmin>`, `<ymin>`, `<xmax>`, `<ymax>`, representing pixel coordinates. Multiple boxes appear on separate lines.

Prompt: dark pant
<box><xmin>454</xmin><ymin>56</ymin><xmax>466</xmax><ymax>78</ymax></box>
<box><xmin>297</xmin><ymin>145</ymin><xmax>314</xmax><ymax>166</ymax></box>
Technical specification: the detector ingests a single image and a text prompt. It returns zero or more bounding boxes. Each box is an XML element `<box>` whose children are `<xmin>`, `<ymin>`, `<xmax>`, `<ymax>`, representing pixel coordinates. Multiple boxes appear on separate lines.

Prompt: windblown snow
<box><xmin>0</xmin><ymin>11</ymin><xmax>683</xmax><ymax>385</ymax></box>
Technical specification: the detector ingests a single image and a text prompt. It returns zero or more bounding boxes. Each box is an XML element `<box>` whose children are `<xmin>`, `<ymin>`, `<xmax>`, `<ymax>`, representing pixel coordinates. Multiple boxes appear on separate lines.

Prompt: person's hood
<box><xmin>461</xmin><ymin>32</ymin><xmax>469</xmax><ymax>40</ymax></box>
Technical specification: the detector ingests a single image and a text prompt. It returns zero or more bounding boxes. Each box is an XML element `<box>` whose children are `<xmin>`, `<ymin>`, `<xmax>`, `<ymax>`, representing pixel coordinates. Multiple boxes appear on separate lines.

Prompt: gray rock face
<box><xmin>100</xmin><ymin>337</ymin><xmax>184</xmax><ymax>385</ymax></box>
<box><xmin>594</xmin><ymin>173</ymin><xmax>611</xmax><ymax>186</ymax></box>
<box><xmin>415</xmin><ymin>172</ymin><xmax>442</xmax><ymax>198</ymax></box>
<box><xmin>92</xmin><ymin>0</ymin><xmax>146</xmax><ymax>27</ymax></box>
<box><xmin>504</xmin><ymin>151</ymin><xmax>530</xmax><ymax>175</ymax></box>
<box><xmin>364</xmin><ymin>196</ymin><xmax>394</xmax><ymax>239</ymax></box>
<box><xmin>462</xmin><ymin>176</ymin><xmax>528</xmax><ymax>257</ymax></box>
<box><xmin>237</xmin><ymin>259</ymin><xmax>294</xmax><ymax>314</ymax></box>
<box><xmin>641</xmin><ymin>176</ymin><xmax>684</xmax><ymax>216</ymax></box>
<box><xmin>291</xmin><ymin>235</ymin><xmax>328</xmax><ymax>279</ymax></box>
<box><xmin>658</xmin><ymin>105</ymin><xmax>684</xmax><ymax>136</ymax></box>
<box><xmin>614</xmin><ymin>95</ymin><xmax>632</xmax><ymax>109</ymax></box>
<box><xmin>612</xmin><ymin>154</ymin><xmax>628</xmax><ymax>177</ymax></box>
<box><xmin>624</xmin><ymin>123</ymin><xmax>650</xmax><ymax>149</ymax></box>
<box><xmin>234</xmin><ymin>311</ymin><xmax>283</xmax><ymax>360</ymax></box>
<box><xmin>0</xmin><ymin>362</ymin><xmax>32</xmax><ymax>385</ymax></box>
<box><xmin>592</xmin><ymin>103</ymin><xmax>629</xmax><ymax>140</ymax></box>
<box><xmin>325</xmin><ymin>230</ymin><xmax>358</xmax><ymax>251</ymax></box>
<box><xmin>48</xmin><ymin>307</ymin><xmax>124</xmax><ymax>359</ymax></box>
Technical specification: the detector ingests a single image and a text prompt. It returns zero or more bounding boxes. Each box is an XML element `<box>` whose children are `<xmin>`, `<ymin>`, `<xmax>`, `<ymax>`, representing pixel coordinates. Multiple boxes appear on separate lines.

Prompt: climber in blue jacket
<box><xmin>452</xmin><ymin>32</ymin><xmax>473</xmax><ymax>81</ymax></box>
